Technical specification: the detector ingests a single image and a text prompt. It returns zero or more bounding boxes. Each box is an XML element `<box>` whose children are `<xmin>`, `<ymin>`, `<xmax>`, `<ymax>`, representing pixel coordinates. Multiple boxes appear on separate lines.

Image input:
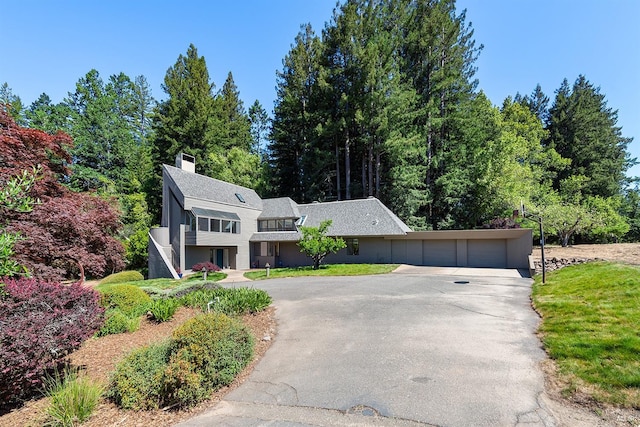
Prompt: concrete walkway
<box><xmin>177</xmin><ymin>270</ymin><xmax>557</xmax><ymax>426</ymax></box>
<box><xmin>218</xmin><ymin>269</ymin><xmax>252</xmax><ymax>283</ymax></box>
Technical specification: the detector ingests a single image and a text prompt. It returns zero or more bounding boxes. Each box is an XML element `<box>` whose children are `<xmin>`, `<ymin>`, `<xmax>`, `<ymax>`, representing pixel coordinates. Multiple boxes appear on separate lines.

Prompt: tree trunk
<box><xmin>368</xmin><ymin>142</ymin><xmax>374</xmax><ymax>196</ymax></box>
<box><xmin>345</xmin><ymin>131</ymin><xmax>351</xmax><ymax>200</ymax></box>
<box><xmin>375</xmin><ymin>148</ymin><xmax>381</xmax><ymax>199</ymax></box>
<box><xmin>335</xmin><ymin>139</ymin><xmax>341</xmax><ymax>201</ymax></box>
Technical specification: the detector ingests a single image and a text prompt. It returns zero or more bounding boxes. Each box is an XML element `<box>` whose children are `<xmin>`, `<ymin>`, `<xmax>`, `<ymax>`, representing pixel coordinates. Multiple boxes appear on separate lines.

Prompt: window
<box><xmin>258</xmin><ymin>219</ymin><xmax>297</xmax><ymax>232</ymax></box>
<box><xmin>211</xmin><ymin>218</ymin><xmax>221</xmax><ymax>232</ymax></box>
<box><xmin>185</xmin><ymin>212</ymin><xmax>195</xmax><ymax>232</ymax></box>
<box><xmin>235</xmin><ymin>192</ymin><xmax>246</xmax><ymax>203</ymax></box>
<box><xmin>222</xmin><ymin>220</ymin><xmax>231</xmax><ymax>233</ymax></box>
<box><xmin>346</xmin><ymin>238</ymin><xmax>359</xmax><ymax>256</ymax></box>
<box><xmin>296</xmin><ymin>215</ymin><xmax>307</xmax><ymax>226</ymax></box>
<box><xmin>198</xmin><ymin>217</ymin><xmax>209</xmax><ymax>232</ymax></box>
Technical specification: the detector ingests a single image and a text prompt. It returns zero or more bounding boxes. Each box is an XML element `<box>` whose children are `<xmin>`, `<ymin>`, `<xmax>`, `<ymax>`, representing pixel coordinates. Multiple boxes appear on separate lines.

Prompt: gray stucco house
<box><xmin>148</xmin><ymin>154</ymin><xmax>533</xmax><ymax>278</ymax></box>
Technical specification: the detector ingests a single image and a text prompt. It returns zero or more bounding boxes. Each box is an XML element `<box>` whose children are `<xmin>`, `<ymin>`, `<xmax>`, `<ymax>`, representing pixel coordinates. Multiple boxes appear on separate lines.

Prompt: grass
<box><xmin>532</xmin><ymin>261</ymin><xmax>640</xmax><ymax>407</ymax></box>
<box><xmin>95</xmin><ymin>272</ymin><xmax>227</xmax><ymax>294</ymax></box>
<box><xmin>244</xmin><ymin>263</ymin><xmax>398</xmax><ymax>280</ymax></box>
<box><xmin>43</xmin><ymin>367</ymin><xmax>104</xmax><ymax>427</ymax></box>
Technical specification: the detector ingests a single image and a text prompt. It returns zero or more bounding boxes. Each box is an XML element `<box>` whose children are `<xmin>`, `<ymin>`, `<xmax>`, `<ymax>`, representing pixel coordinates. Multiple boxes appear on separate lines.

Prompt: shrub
<box><xmin>99</xmin><ymin>284</ymin><xmax>151</xmax><ymax>317</ymax></box>
<box><xmin>170</xmin><ymin>313</ymin><xmax>254</xmax><ymax>391</ymax></box>
<box><xmin>107</xmin><ymin>341</ymin><xmax>172</xmax><ymax>411</ymax></box>
<box><xmin>96</xmin><ymin>309</ymin><xmax>141</xmax><ymax>337</ymax></box>
<box><xmin>191</xmin><ymin>261</ymin><xmax>221</xmax><ymax>273</ymax></box>
<box><xmin>179</xmin><ymin>287</ymin><xmax>271</xmax><ymax>315</ymax></box>
<box><xmin>43</xmin><ymin>367</ymin><xmax>103</xmax><ymax>427</ymax></box>
<box><xmin>98</xmin><ymin>270</ymin><xmax>144</xmax><ymax>286</ymax></box>
<box><xmin>148</xmin><ymin>298</ymin><xmax>180</xmax><ymax>323</ymax></box>
<box><xmin>0</xmin><ymin>278</ymin><xmax>104</xmax><ymax>404</ymax></box>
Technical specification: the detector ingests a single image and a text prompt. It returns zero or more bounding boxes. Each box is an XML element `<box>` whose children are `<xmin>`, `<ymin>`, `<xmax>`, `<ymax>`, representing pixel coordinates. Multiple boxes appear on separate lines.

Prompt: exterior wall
<box><xmin>251</xmin><ymin>230</ymin><xmax>532</xmax><ymax>270</ymax></box>
<box><xmin>182</xmin><ymin>196</ymin><xmax>259</xmax><ymax>269</ymax></box>
<box><xmin>186</xmin><ymin>246</ymin><xmax>238</xmax><ymax>270</ymax></box>
<box><xmin>148</xmin><ymin>228</ymin><xmax>176</xmax><ymax>279</ymax></box>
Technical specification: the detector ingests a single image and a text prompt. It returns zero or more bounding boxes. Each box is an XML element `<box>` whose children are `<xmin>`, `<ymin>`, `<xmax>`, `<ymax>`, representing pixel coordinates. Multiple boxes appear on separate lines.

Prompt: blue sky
<box><xmin>2</xmin><ymin>0</ymin><xmax>639</xmax><ymax>177</ymax></box>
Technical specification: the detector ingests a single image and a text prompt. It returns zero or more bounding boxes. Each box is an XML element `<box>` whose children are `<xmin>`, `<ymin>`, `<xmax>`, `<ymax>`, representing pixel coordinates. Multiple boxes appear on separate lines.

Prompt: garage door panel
<box><xmin>468</xmin><ymin>239</ymin><xmax>506</xmax><ymax>268</ymax></box>
<box><xmin>423</xmin><ymin>240</ymin><xmax>456</xmax><ymax>266</ymax></box>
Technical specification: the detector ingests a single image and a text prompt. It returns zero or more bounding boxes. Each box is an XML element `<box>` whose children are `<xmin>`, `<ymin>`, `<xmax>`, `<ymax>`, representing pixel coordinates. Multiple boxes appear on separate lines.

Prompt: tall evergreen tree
<box><xmin>218</xmin><ymin>72</ymin><xmax>252</xmax><ymax>152</ymax></box>
<box><xmin>270</xmin><ymin>24</ymin><xmax>324</xmax><ymax>202</ymax></box>
<box><xmin>399</xmin><ymin>0</ymin><xmax>482</xmax><ymax>228</ymax></box>
<box><xmin>25</xmin><ymin>93</ymin><xmax>73</xmax><ymax>134</ymax></box>
<box><xmin>546</xmin><ymin>75</ymin><xmax>635</xmax><ymax>198</ymax></box>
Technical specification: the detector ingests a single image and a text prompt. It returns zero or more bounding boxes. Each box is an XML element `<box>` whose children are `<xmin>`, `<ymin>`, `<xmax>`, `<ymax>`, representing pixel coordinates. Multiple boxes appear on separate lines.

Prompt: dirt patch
<box><xmin>532</xmin><ymin>242</ymin><xmax>640</xmax><ymax>266</ymax></box>
<box><xmin>0</xmin><ymin>306</ymin><xmax>276</xmax><ymax>427</ymax></box>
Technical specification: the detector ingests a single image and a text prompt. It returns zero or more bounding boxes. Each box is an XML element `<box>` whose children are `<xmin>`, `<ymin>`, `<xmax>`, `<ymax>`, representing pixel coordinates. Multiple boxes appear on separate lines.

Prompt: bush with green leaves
<box><xmin>107</xmin><ymin>341</ymin><xmax>172</xmax><ymax>410</ymax></box>
<box><xmin>98</xmin><ymin>270</ymin><xmax>144</xmax><ymax>286</ymax></box>
<box><xmin>107</xmin><ymin>313</ymin><xmax>254</xmax><ymax>409</ymax></box>
<box><xmin>148</xmin><ymin>298</ymin><xmax>180</xmax><ymax>323</ymax></box>
<box><xmin>99</xmin><ymin>284</ymin><xmax>151</xmax><ymax>317</ymax></box>
<box><xmin>180</xmin><ymin>287</ymin><xmax>271</xmax><ymax>315</ymax></box>
<box><xmin>169</xmin><ymin>313</ymin><xmax>254</xmax><ymax>395</ymax></box>
<box><xmin>97</xmin><ymin>309</ymin><xmax>142</xmax><ymax>337</ymax></box>
<box><xmin>43</xmin><ymin>367</ymin><xmax>103</xmax><ymax>427</ymax></box>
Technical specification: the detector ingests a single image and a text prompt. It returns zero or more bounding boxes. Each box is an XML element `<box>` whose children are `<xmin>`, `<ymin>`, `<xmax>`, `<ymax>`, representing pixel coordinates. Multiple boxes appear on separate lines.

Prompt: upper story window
<box><xmin>189</xmin><ymin>208</ymin><xmax>241</xmax><ymax>234</ymax></box>
<box><xmin>258</xmin><ymin>218</ymin><xmax>297</xmax><ymax>232</ymax></box>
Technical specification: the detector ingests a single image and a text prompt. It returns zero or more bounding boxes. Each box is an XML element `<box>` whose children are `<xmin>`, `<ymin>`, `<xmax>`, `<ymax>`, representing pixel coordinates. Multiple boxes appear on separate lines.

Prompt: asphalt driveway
<box><xmin>177</xmin><ymin>270</ymin><xmax>555</xmax><ymax>426</ymax></box>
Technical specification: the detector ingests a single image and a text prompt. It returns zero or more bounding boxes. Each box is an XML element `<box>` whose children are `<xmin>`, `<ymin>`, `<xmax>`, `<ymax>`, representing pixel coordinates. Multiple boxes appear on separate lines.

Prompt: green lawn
<box><xmin>244</xmin><ymin>264</ymin><xmax>398</xmax><ymax>280</ymax></box>
<box><xmin>95</xmin><ymin>272</ymin><xmax>227</xmax><ymax>293</ymax></box>
<box><xmin>532</xmin><ymin>261</ymin><xmax>640</xmax><ymax>407</ymax></box>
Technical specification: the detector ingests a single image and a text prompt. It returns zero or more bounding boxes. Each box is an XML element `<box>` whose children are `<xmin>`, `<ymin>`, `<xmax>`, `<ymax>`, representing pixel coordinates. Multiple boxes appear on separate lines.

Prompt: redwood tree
<box><xmin>0</xmin><ymin>110</ymin><xmax>125</xmax><ymax>281</ymax></box>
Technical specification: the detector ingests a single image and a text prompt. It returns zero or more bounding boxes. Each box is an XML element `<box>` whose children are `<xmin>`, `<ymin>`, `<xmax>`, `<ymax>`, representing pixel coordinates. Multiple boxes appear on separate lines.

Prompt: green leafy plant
<box><xmin>99</xmin><ymin>284</ymin><xmax>151</xmax><ymax>317</ymax></box>
<box><xmin>148</xmin><ymin>298</ymin><xmax>180</xmax><ymax>323</ymax></box>
<box><xmin>107</xmin><ymin>341</ymin><xmax>172</xmax><ymax>411</ymax></box>
<box><xmin>96</xmin><ymin>309</ymin><xmax>141</xmax><ymax>336</ymax></box>
<box><xmin>297</xmin><ymin>219</ymin><xmax>346</xmax><ymax>269</ymax></box>
<box><xmin>43</xmin><ymin>367</ymin><xmax>104</xmax><ymax>427</ymax></box>
<box><xmin>98</xmin><ymin>270</ymin><xmax>144</xmax><ymax>286</ymax></box>
<box><xmin>179</xmin><ymin>287</ymin><xmax>271</xmax><ymax>315</ymax></box>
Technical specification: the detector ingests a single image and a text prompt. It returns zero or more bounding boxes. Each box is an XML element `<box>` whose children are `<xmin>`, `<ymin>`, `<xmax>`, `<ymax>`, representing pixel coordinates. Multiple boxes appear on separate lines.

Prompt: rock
<box><xmin>262</xmin><ymin>335</ymin><xmax>271</xmax><ymax>342</ymax></box>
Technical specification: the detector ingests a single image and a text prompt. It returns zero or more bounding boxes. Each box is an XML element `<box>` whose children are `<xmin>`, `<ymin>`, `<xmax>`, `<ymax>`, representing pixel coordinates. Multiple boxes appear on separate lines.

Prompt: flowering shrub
<box><xmin>191</xmin><ymin>262</ymin><xmax>221</xmax><ymax>272</ymax></box>
<box><xmin>0</xmin><ymin>278</ymin><xmax>104</xmax><ymax>404</ymax></box>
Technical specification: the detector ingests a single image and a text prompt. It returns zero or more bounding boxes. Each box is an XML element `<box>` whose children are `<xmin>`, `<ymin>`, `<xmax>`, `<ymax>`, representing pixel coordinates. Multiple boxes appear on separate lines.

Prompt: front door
<box><xmin>216</xmin><ymin>249</ymin><xmax>224</xmax><ymax>268</ymax></box>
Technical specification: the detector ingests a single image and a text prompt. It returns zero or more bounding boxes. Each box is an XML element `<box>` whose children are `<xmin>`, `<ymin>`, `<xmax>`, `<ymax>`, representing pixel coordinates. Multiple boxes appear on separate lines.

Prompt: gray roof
<box><xmin>164</xmin><ymin>165</ymin><xmax>262</xmax><ymax>210</ymax></box>
<box><xmin>299</xmin><ymin>198</ymin><xmax>411</xmax><ymax>236</ymax></box>
<box><xmin>249</xmin><ymin>231</ymin><xmax>302</xmax><ymax>242</ymax></box>
<box><xmin>259</xmin><ymin>197</ymin><xmax>300</xmax><ymax>219</ymax></box>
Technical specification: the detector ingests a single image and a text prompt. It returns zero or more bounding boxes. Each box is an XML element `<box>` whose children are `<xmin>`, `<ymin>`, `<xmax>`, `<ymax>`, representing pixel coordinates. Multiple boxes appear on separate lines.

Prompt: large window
<box><xmin>258</xmin><ymin>218</ymin><xmax>296</xmax><ymax>232</ymax></box>
<box><xmin>346</xmin><ymin>238</ymin><xmax>359</xmax><ymax>256</ymax></box>
<box><xmin>193</xmin><ymin>214</ymin><xmax>239</xmax><ymax>234</ymax></box>
<box><xmin>254</xmin><ymin>241</ymin><xmax>279</xmax><ymax>256</ymax></box>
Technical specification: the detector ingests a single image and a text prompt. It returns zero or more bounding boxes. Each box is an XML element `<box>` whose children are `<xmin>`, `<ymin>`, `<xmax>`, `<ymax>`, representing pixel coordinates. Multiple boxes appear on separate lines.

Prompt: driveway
<box><xmin>177</xmin><ymin>269</ymin><xmax>556</xmax><ymax>426</ymax></box>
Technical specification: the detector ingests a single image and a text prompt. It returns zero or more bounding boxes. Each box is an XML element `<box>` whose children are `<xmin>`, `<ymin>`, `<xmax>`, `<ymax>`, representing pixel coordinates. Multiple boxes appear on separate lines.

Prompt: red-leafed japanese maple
<box><xmin>0</xmin><ymin>110</ymin><xmax>125</xmax><ymax>281</ymax></box>
<box><xmin>0</xmin><ymin>277</ymin><xmax>105</xmax><ymax>405</ymax></box>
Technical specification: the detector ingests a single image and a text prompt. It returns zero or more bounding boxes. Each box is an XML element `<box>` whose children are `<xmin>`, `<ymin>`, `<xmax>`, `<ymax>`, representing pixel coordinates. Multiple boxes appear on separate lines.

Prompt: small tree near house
<box><xmin>298</xmin><ymin>220</ymin><xmax>346</xmax><ymax>270</ymax></box>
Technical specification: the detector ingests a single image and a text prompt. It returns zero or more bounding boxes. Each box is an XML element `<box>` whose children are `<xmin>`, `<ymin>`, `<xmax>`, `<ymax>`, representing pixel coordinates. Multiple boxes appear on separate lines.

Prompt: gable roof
<box><xmin>164</xmin><ymin>165</ymin><xmax>262</xmax><ymax>210</ymax></box>
<box><xmin>259</xmin><ymin>197</ymin><xmax>300</xmax><ymax>219</ymax></box>
<box><xmin>298</xmin><ymin>198</ymin><xmax>411</xmax><ymax>236</ymax></box>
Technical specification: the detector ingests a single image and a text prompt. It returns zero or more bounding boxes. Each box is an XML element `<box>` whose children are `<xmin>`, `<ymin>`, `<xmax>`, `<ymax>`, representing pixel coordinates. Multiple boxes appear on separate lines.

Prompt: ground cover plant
<box><xmin>42</xmin><ymin>367</ymin><xmax>104</xmax><ymax>427</ymax></box>
<box><xmin>98</xmin><ymin>270</ymin><xmax>145</xmax><ymax>286</ymax></box>
<box><xmin>244</xmin><ymin>263</ymin><xmax>398</xmax><ymax>280</ymax></box>
<box><xmin>532</xmin><ymin>261</ymin><xmax>640</xmax><ymax>407</ymax></box>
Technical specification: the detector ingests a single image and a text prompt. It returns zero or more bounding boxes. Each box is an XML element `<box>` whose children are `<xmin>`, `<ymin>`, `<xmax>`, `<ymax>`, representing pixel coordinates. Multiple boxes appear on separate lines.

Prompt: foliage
<box><xmin>96</xmin><ymin>309</ymin><xmax>141</xmax><ymax>337</ymax></box>
<box><xmin>169</xmin><ymin>313</ymin><xmax>253</xmax><ymax>397</ymax></box>
<box><xmin>107</xmin><ymin>341</ymin><xmax>172</xmax><ymax>410</ymax></box>
<box><xmin>191</xmin><ymin>261</ymin><xmax>222</xmax><ymax>273</ymax></box>
<box><xmin>147</xmin><ymin>298</ymin><xmax>180</xmax><ymax>322</ymax></box>
<box><xmin>532</xmin><ymin>262</ymin><xmax>640</xmax><ymax>406</ymax></box>
<box><xmin>0</xmin><ymin>167</ymin><xmax>40</xmax><ymax>278</ymax></box>
<box><xmin>43</xmin><ymin>367</ymin><xmax>103</xmax><ymax>427</ymax></box>
<box><xmin>108</xmin><ymin>313</ymin><xmax>254</xmax><ymax>409</ymax></box>
<box><xmin>99</xmin><ymin>284</ymin><xmax>152</xmax><ymax>317</ymax></box>
<box><xmin>298</xmin><ymin>220</ymin><xmax>346</xmax><ymax>269</ymax></box>
<box><xmin>179</xmin><ymin>287</ymin><xmax>271</xmax><ymax>315</ymax></box>
<box><xmin>0</xmin><ymin>111</ymin><xmax>125</xmax><ymax>281</ymax></box>
<box><xmin>546</xmin><ymin>75</ymin><xmax>634</xmax><ymax>199</ymax></box>
<box><xmin>244</xmin><ymin>263</ymin><xmax>398</xmax><ymax>280</ymax></box>
<box><xmin>0</xmin><ymin>278</ymin><xmax>104</xmax><ymax>404</ymax></box>
<box><xmin>99</xmin><ymin>270</ymin><xmax>144</xmax><ymax>285</ymax></box>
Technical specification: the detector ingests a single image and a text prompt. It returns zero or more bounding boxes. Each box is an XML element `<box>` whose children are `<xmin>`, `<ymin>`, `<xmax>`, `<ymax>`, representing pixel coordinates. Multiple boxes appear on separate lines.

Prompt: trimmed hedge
<box><xmin>98</xmin><ymin>270</ymin><xmax>144</xmax><ymax>286</ymax></box>
<box><xmin>0</xmin><ymin>278</ymin><xmax>104</xmax><ymax>404</ymax></box>
<box><xmin>99</xmin><ymin>284</ymin><xmax>151</xmax><ymax>317</ymax></box>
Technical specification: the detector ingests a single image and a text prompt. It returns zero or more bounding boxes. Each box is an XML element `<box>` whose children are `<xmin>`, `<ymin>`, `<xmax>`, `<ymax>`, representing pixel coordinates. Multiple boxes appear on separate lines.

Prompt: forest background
<box><xmin>0</xmin><ymin>0</ymin><xmax>638</xmax><ymax>281</ymax></box>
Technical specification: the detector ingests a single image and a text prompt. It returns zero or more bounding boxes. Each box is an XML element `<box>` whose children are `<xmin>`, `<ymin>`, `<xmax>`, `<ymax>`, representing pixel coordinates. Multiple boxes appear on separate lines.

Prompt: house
<box><xmin>148</xmin><ymin>154</ymin><xmax>533</xmax><ymax>278</ymax></box>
